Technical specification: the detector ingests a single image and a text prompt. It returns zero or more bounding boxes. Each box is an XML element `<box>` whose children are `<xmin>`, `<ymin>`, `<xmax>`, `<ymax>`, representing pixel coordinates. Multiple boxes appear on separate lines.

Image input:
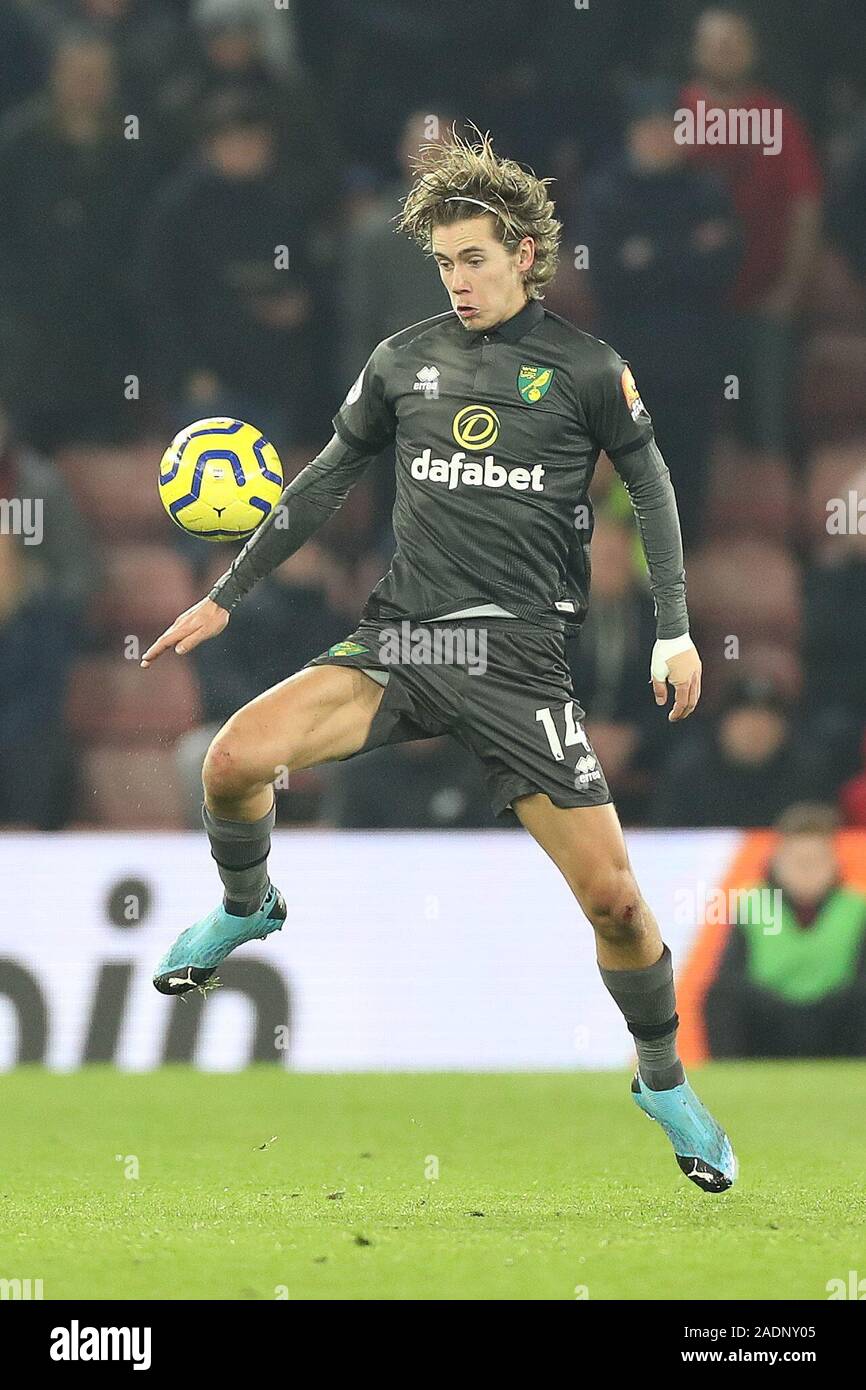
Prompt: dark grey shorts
<box><xmin>306</xmin><ymin>618</ymin><xmax>612</xmax><ymax>820</ymax></box>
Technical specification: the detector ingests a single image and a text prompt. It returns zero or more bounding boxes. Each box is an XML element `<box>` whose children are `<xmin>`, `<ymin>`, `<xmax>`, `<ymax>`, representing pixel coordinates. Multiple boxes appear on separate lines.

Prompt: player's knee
<box><xmin>202</xmin><ymin>727</ymin><xmax>258</xmax><ymax>803</ymax></box>
<box><xmin>581</xmin><ymin>868</ymin><xmax>647</xmax><ymax>946</ymax></box>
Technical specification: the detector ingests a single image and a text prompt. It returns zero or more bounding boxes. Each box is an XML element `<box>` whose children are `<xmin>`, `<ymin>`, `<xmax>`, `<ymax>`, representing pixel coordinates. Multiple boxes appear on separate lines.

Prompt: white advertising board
<box><xmin>0</xmin><ymin>830</ymin><xmax>740</xmax><ymax>1071</ymax></box>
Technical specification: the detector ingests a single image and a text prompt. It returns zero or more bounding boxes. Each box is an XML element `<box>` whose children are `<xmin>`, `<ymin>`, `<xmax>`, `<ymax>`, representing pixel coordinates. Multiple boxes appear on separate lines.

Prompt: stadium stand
<box><xmin>1</xmin><ymin>0</ymin><xmax>865</xmax><ymax>830</ymax></box>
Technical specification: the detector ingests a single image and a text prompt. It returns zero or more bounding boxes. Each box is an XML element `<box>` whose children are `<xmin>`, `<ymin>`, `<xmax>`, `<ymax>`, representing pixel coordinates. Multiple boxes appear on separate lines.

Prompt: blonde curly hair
<box><xmin>396</xmin><ymin>126</ymin><xmax>561</xmax><ymax>300</ymax></box>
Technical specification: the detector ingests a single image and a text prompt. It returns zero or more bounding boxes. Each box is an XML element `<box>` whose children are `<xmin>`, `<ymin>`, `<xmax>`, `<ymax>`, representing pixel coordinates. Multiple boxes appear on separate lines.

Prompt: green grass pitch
<box><xmin>1</xmin><ymin>1063</ymin><xmax>864</xmax><ymax>1301</ymax></box>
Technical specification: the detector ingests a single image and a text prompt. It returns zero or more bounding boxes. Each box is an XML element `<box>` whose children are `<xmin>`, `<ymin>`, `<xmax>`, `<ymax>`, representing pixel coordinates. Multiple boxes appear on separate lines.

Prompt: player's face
<box><xmin>432</xmin><ymin>217</ymin><xmax>535</xmax><ymax>332</ymax></box>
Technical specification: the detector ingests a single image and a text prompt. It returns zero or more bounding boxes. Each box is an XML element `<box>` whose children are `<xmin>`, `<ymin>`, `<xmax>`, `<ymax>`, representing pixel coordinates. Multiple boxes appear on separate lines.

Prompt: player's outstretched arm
<box><xmin>141</xmin><ymin>427</ymin><xmax>380</xmax><ymax>668</ymax></box>
<box><xmin>141</xmin><ymin>431</ymin><xmax>379</xmax><ymax>668</ymax></box>
<box><xmin>140</xmin><ymin>597</ymin><xmax>230</xmax><ymax>668</ymax></box>
<box><xmin>207</xmin><ymin>431</ymin><xmax>377</xmax><ymax>614</ymax></box>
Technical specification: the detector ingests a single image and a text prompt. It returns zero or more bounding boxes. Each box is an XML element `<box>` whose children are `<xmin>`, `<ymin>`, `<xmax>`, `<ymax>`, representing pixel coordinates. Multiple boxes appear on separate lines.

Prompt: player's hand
<box><xmin>140</xmin><ymin>598</ymin><xmax>229</xmax><ymax>668</ymax></box>
<box><xmin>650</xmin><ymin>642</ymin><xmax>702</xmax><ymax>722</ymax></box>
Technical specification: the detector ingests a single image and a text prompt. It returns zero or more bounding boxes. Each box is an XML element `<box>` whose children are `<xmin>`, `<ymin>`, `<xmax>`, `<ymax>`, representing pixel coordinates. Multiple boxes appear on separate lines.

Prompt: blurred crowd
<box><xmin>1</xmin><ymin>0</ymin><xmax>866</xmax><ymax>831</ymax></box>
<box><xmin>703</xmin><ymin>804</ymin><xmax>866</xmax><ymax>1060</ymax></box>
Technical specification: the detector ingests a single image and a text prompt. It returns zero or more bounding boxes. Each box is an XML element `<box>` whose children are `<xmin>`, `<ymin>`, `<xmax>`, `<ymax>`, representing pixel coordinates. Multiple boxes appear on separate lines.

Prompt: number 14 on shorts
<box><xmin>535</xmin><ymin>700</ymin><xmax>591</xmax><ymax>762</ymax></box>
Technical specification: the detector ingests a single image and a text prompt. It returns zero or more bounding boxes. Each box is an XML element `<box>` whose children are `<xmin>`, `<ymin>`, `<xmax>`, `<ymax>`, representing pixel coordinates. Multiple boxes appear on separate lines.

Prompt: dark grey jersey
<box><xmin>211</xmin><ymin>299</ymin><xmax>689</xmax><ymax>639</ymax></box>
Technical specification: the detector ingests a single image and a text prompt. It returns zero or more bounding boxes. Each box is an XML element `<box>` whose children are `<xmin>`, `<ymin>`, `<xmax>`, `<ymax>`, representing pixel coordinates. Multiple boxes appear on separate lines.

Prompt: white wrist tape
<box><xmin>651</xmin><ymin>633</ymin><xmax>694</xmax><ymax>682</ymax></box>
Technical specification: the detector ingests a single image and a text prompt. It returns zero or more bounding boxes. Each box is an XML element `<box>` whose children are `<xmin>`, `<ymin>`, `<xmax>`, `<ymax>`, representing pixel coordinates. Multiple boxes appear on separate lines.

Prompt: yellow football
<box><xmin>158</xmin><ymin>417</ymin><xmax>284</xmax><ymax>541</ymax></box>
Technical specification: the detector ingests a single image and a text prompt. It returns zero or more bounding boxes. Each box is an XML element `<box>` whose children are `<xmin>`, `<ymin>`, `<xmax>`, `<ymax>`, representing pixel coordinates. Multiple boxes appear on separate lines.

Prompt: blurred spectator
<box><xmin>174</xmin><ymin>543</ymin><xmax>348</xmax><ymax>824</ymax></box>
<box><xmin>339</xmin><ymin>109</ymin><xmax>453</xmax><ymax>545</ymax></box>
<box><xmin>192</xmin><ymin>0</ymin><xmax>305</xmax><ymax>82</ymax></box>
<box><xmin>841</xmin><ymin>730</ymin><xmax>866</xmax><ymax>827</ymax></box>
<box><xmin>0</xmin><ymin>1</ymin><xmax>49</xmax><ymax>118</ymax></box>
<box><xmin>154</xmin><ymin>3</ymin><xmax>340</xmax><ymax>424</ymax></box>
<box><xmin>195</xmin><ymin>544</ymin><xmax>349</xmax><ymax>720</ymax></box>
<box><xmin>704</xmin><ymin>803</ymin><xmax>866</xmax><ymax>1056</ymax></box>
<box><xmin>651</xmin><ymin>676</ymin><xmax>837</xmax><ymax>827</ymax></box>
<box><xmin>0</xmin><ymin>28</ymin><xmax>156</xmax><ymax>449</ymax></box>
<box><xmin>49</xmin><ymin>0</ymin><xmax>191</xmax><ymax>135</ymax></box>
<box><xmin>139</xmin><ymin>89</ymin><xmax>318</xmax><ymax>447</ymax></box>
<box><xmin>310</xmin><ymin>1</ymin><xmax>514</xmax><ymax>177</ymax></box>
<box><xmin>680</xmin><ymin>8</ymin><xmax>823</xmax><ymax>460</ymax></box>
<box><xmin>538</xmin><ymin>134</ymin><xmax>594</xmax><ymax>327</ymax></box>
<box><xmin>567</xmin><ymin>516</ymin><xmax>663</xmax><ymax>823</ymax></box>
<box><xmin>0</xmin><ymin>534</ymin><xmax>78</xmax><ymax>828</ymax></box>
<box><xmin>802</xmin><ymin>470</ymin><xmax>866</xmax><ymax>783</ymax></box>
<box><xmin>582</xmin><ymin>78</ymin><xmax>740</xmax><ymax>547</ymax></box>
<box><xmin>339</xmin><ymin>109</ymin><xmax>452</xmax><ymax>387</ymax></box>
<box><xmin>826</xmin><ymin>104</ymin><xmax>866</xmax><ymax>286</ymax></box>
<box><xmin>320</xmin><ymin>737</ymin><xmax>498</xmax><ymax>829</ymax></box>
<box><xmin>158</xmin><ymin>0</ymin><xmax>339</xmax><ymax>235</ymax></box>
<box><xmin>0</xmin><ymin>401</ymin><xmax>99</xmax><ymax>620</ymax></box>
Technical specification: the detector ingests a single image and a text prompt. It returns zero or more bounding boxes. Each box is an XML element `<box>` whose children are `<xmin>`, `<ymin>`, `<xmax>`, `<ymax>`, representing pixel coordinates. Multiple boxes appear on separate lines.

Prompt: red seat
<box><xmin>806</xmin><ymin>247</ymin><xmax>866</xmax><ymax>331</ymax></box>
<box><xmin>78</xmin><ymin>745</ymin><xmax>185</xmax><ymax>827</ymax></box>
<box><xmin>687</xmin><ymin>538</ymin><xmax>801</xmax><ymax>640</ymax></box>
<box><xmin>802</xmin><ymin>440</ymin><xmax>866</xmax><ymax>544</ymax></box>
<box><xmin>746</xmin><ymin>642</ymin><xmax>803</xmax><ymax>699</ymax></box>
<box><xmin>801</xmin><ymin>331</ymin><xmax>866</xmax><ymax>436</ymax></box>
<box><xmin>55</xmin><ymin>441</ymin><xmax>166</xmax><ymax>538</ymax></box>
<box><xmin>704</xmin><ymin>441</ymin><xmax>795</xmax><ymax>542</ymax></box>
<box><xmin>693</xmin><ymin>639</ymin><xmax>803</xmax><ymax>715</ymax></box>
<box><xmin>67</xmin><ymin>654</ymin><xmax>201</xmax><ymax>741</ymax></box>
<box><xmin>95</xmin><ymin>543</ymin><xmax>197</xmax><ymax>634</ymax></box>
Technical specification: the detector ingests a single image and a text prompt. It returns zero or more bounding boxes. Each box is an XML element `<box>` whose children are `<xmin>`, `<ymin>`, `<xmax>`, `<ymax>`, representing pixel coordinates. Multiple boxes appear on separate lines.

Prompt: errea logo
<box><xmin>575</xmin><ymin>753</ymin><xmax>601</xmax><ymax>786</ymax></box>
<box><xmin>414</xmin><ymin>365</ymin><xmax>440</xmax><ymax>398</ymax></box>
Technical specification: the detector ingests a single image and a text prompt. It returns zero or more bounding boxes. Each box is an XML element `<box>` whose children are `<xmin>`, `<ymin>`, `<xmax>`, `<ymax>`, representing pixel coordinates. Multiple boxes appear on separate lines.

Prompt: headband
<box><xmin>442</xmin><ymin>195</ymin><xmax>499</xmax><ymax>216</ymax></box>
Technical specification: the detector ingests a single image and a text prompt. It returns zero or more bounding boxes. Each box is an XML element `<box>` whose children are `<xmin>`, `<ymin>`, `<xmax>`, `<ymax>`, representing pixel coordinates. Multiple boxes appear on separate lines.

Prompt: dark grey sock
<box><xmin>599</xmin><ymin>944</ymin><xmax>685</xmax><ymax>1091</ymax></box>
<box><xmin>202</xmin><ymin>801</ymin><xmax>275</xmax><ymax>916</ymax></box>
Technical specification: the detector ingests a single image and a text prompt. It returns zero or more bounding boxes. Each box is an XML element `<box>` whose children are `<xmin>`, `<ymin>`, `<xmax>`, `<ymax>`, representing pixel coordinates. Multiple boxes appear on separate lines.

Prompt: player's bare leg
<box><xmin>514</xmin><ymin>796</ymin><xmax>662</xmax><ymax>969</ymax></box>
<box><xmin>203</xmin><ymin>665</ymin><xmax>386</xmax><ymax>821</ymax></box>
<box><xmin>152</xmin><ymin>666</ymin><xmax>384</xmax><ymax>995</ymax></box>
<box><xmin>514</xmin><ymin>794</ymin><xmax>737</xmax><ymax>1192</ymax></box>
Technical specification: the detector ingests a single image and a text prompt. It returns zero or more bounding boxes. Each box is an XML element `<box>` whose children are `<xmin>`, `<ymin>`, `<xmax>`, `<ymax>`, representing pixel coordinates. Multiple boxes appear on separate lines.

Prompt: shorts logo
<box><xmin>452</xmin><ymin>405</ymin><xmax>499</xmax><ymax>450</ymax></box>
<box><xmin>621</xmin><ymin>366</ymin><xmax>646</xmax><ymax>422</ymax></box>
<box><xmin>328</xmin><ymin>640</ymin><xmax>369</xmax><ymax>657</ymax></box>
<box><xmin>575</xmin><ymin>753</ymin><xmax>602</xmax><ymax>786</ymax></box>
<box><xmin>517</xmin><ymin>364</ymin><xmax>555</xmax><ymax>403</ymax></box>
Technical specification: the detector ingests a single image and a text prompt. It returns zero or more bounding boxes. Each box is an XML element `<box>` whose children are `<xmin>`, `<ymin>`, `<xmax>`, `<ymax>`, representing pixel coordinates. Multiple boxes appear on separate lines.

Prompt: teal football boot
<box><xmin>153</xmin><ymin>884</ymin><xmax>286</xmax><ymax>995</ymax></box>
<box><xmin>632</xmin><ymin>1071</ymin><xmax>738</xmax><ymax>1193</ymax></box>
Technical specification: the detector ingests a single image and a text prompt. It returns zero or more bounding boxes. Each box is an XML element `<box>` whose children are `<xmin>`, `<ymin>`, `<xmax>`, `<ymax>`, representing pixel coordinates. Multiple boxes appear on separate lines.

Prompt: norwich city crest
<box><xmin>328</xmin><ymin>640</ymin><xmax>369</xmax><ymax>657</ymax></box>
<box><xmin>517</xmin><ymin>364</ymin><xmax>555</xmax><ymax>403</ymax></box>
